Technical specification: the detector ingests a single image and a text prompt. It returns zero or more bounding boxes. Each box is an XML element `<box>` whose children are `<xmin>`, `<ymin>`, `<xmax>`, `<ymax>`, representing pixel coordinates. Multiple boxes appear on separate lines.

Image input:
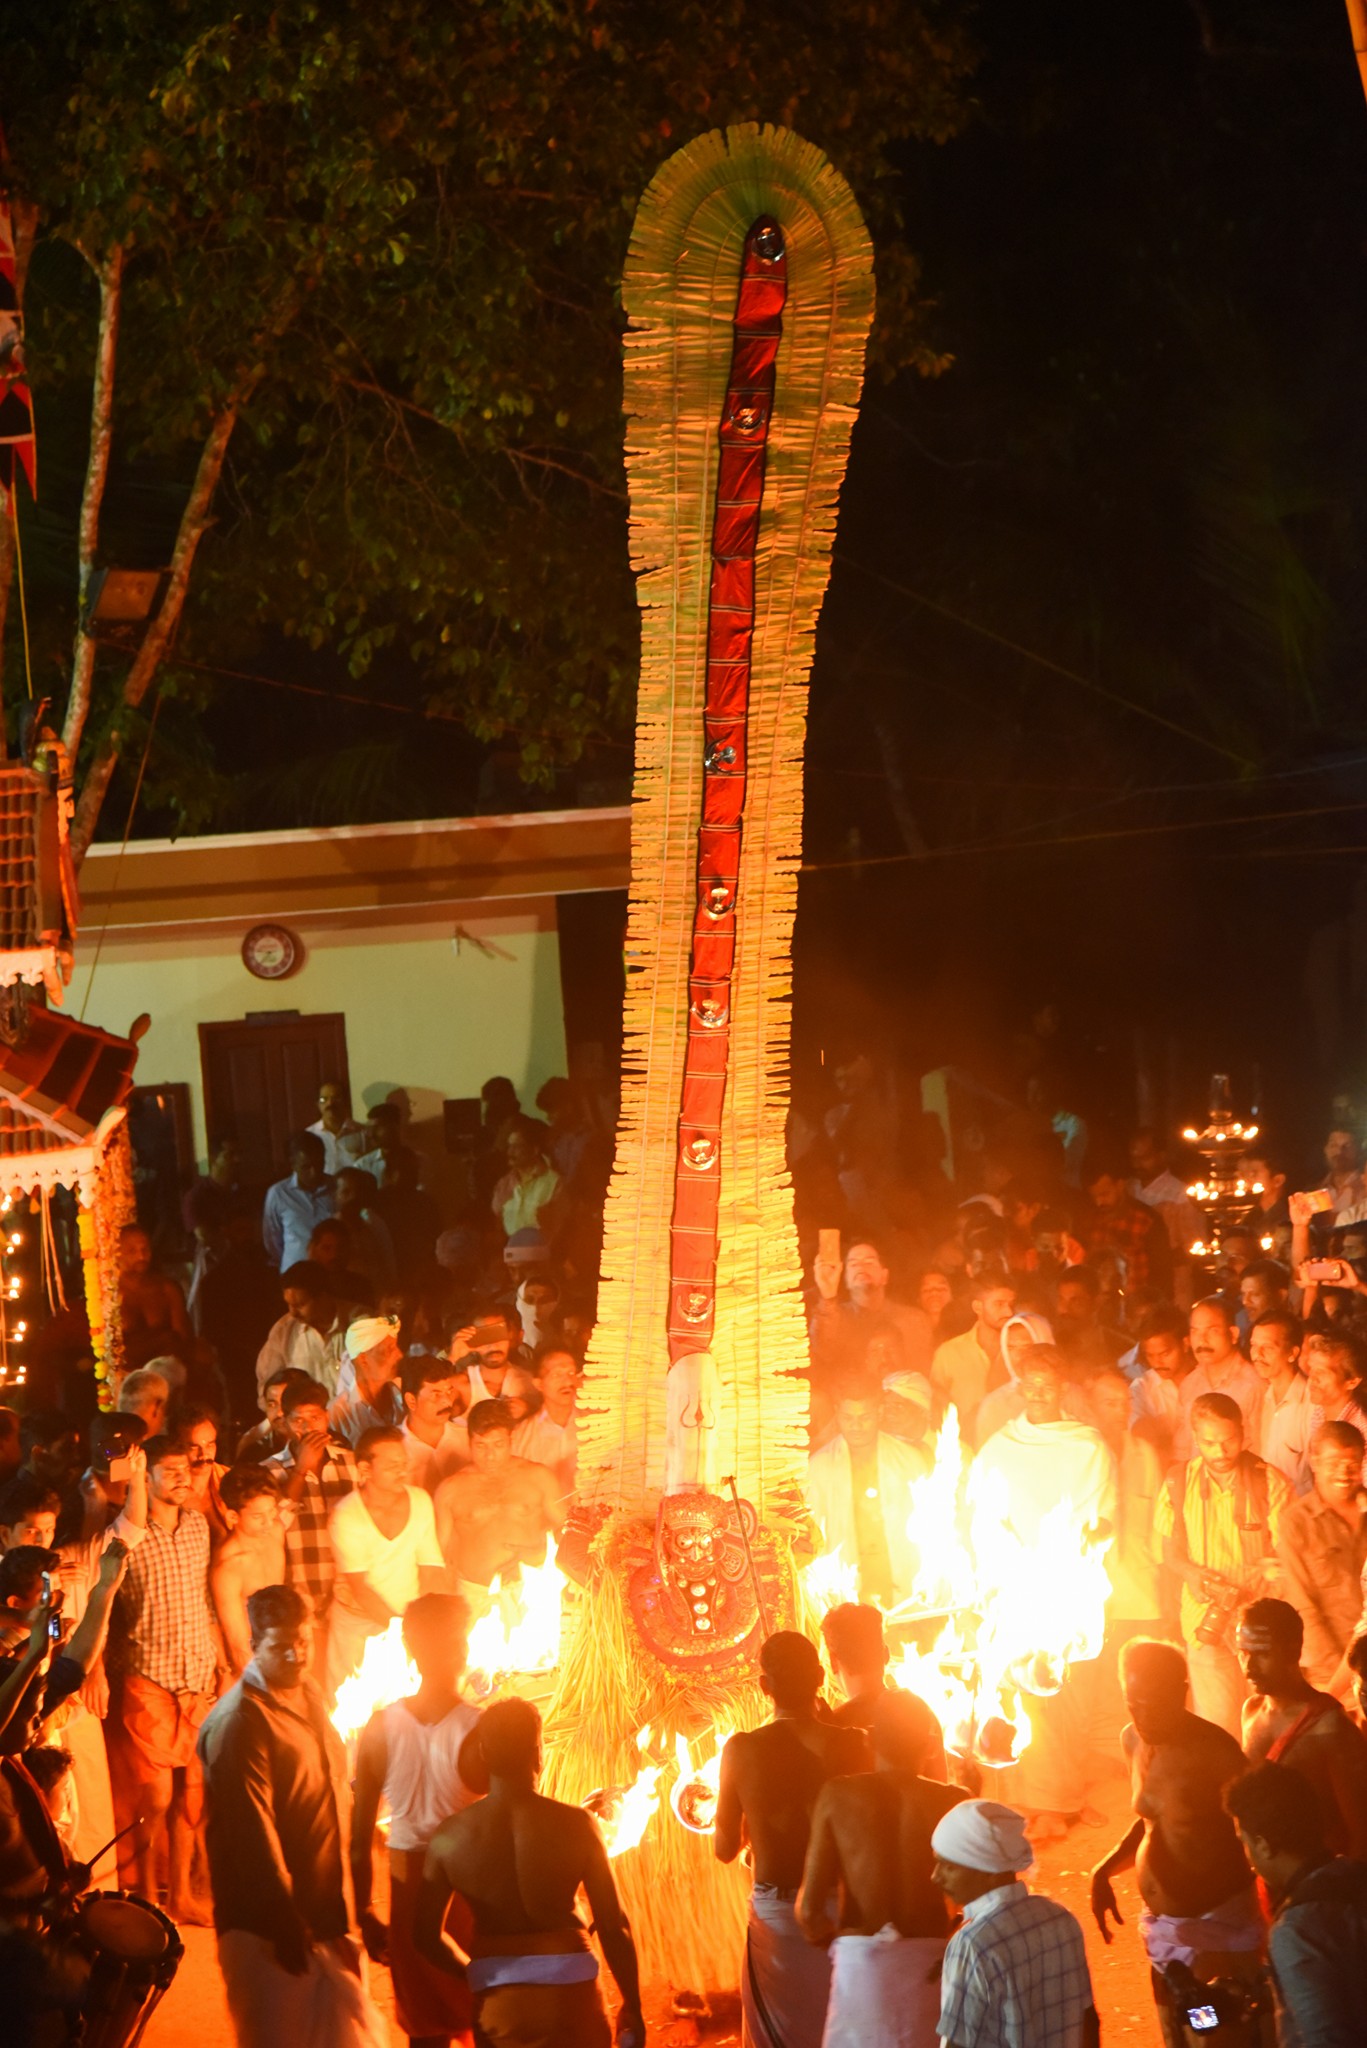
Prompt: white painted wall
<box><xmin>78</xmin><ymin>907</ymin><xmax>567</xmax><ymax>1195</ymax></box>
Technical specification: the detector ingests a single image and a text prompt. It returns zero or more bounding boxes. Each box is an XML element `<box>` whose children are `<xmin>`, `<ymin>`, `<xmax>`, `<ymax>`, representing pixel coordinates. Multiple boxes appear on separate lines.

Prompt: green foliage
<box><xmin>3</xmin><ymin>0</ymin><xmax>976</xmax><ymax>825</ymax></box>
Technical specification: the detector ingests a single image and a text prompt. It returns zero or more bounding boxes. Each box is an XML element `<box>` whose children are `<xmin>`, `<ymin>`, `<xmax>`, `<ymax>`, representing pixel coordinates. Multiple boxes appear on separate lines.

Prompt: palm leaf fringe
<box><xmin>580</xmin><ymin>123</ymin><xmax>875</xmax><ymax>1515</ymax></box>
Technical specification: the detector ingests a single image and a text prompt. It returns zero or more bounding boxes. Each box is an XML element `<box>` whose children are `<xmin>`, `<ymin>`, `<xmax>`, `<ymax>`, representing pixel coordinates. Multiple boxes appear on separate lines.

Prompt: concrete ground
<box><xmin>146</xmin><ymin>1758</ymin><xmax>1161</xmax><ymax>2046</ymax></box>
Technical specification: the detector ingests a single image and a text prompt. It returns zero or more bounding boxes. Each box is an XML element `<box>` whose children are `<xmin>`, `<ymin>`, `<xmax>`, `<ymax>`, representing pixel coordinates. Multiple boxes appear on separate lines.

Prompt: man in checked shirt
<box><xmin>106</xmin><ymin>1434</ymin><xmax>218</xmax><ymax>1922</ymax></box>
<box><xmin>264</xmin><ymin>1375</ymin><xmax>359</xmax><ymax>1678</ymax></box>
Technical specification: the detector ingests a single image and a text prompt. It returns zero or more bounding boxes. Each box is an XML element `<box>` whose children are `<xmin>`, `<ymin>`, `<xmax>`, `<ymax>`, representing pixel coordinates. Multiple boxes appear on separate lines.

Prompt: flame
<box><xmin>827</xmin><ymin>1404</ymin><xmax>1112</xmax><ymax>1770</ymax></box>
<box><xmin>669</xmin><ymin>1723</ymin><xmax>732</xmax><ymax>1834</ymax></box>
<box><xmin>466</xmin><ymin>1554</ymin><xmax>567</xmax><ymax>1692</ymax></box>
<box><xmin>331</xmin><ymin>1619</ymin><xmax>419</xmax><ymax>1750</ymax></box>
<box><xmin>329</xmin><ymin>1554</ymin><xmax>568</xmax><ymax>1750</ymax></box>
<box><xmin>801</xmin><ymin>1545</ymin><xmax>859</xmax><ymax>1614</ymax></box>
<box><xmin>595</xmin><ymin>1723</ymin><xmax>664</xmax><ymax>1858</ymax></box>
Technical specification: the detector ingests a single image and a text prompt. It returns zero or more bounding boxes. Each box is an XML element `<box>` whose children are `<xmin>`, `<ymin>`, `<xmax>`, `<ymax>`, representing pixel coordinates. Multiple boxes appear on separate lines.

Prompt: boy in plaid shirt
<box><xmin>264</xmin><ymin>1377</ymin><xmax>358</xmax><ymax>1664</ymax></box>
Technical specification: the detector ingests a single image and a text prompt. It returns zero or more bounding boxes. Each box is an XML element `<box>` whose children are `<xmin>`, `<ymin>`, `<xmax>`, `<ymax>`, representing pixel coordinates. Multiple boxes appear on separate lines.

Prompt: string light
<box><xmin>1182</xmin><ymin>1075</ymin><xmax>1263</xmax><ymax>1275</ymax></box>
<box><xmin>0</xmin><ymin>1199</ymin><xmax>28</xmax><ymax>1391</ymax></box>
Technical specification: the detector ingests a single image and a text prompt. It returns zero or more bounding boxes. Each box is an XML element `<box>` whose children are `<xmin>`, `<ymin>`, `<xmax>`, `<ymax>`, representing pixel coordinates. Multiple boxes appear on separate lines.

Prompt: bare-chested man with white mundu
<box><xmin>715</xmin><ymin>1632</ymin><xmax>868</xmax><ymax>2048</ymax></box>
<box><xmin>433</xmin><ymin>1398</ymin><xmax>565</xmax><ymax>1615</ymax></box>
<box><xmin>797</xmin><ymin>1689</ymin><xmax>965</xmax><ymax>2046</ymax></box>
<box><xmin>1090</xmin><ymin>1638</ymin><xmax>1259</xmax><ymax>2048</ymax></box>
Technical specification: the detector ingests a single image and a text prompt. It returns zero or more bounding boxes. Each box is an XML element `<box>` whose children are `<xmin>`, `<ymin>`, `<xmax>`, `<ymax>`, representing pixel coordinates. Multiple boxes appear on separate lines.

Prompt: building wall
<box><xmin>79</xmin><ymin>903</ymin><xmax>567</xmax><ymax>1197</ymax></box>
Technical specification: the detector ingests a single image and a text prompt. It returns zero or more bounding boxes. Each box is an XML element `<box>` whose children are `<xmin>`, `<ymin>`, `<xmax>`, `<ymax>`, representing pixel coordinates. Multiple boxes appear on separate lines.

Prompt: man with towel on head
<box><xmin>797</xmin><ymin>1690</ymin><xmax>966</xmax><ymax>2045</ymax></box>
<box><xmin>931</xmin><ymin>1798</ymin><xmax>1098</xmax><ymax>2048</ymax></box>
<box><xmin>715</xmin><ymin>1632</ymin><xmax>868</xmax><ymax>2048</ymax></box>
<box><xmin>329</xmin><ymin>1314</ymin><xmax>405</xmax><ymax>1447</ymax></box>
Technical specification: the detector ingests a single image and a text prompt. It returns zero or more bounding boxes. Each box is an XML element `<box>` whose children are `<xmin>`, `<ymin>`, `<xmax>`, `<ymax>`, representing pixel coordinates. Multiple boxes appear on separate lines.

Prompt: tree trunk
<box><xmin>0</xmin><ymin>195</ymin><xmax>41</xmax><ymax>752</ymax></box>
<box><xmin>62</xmin><ymin>244</ymin><xmax>126</xmax><ymax>761</ymax></box>
<box><xmin>70</xmin><ymin>397</ymin><xmax>243</xmax><ymax>861</ymax></box>
<box><xmin>1348</xmin><ymin>0</ymin><xmax>1367</xmax><ymax>109</ymax></box>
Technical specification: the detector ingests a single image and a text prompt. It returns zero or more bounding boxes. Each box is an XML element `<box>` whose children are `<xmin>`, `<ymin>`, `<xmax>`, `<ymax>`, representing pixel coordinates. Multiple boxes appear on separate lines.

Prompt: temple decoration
<box><xmin>0</xmin><ymin>741</ymin><xmax>78</xmax><ymax>1007</ymax></box>
<box><xmin>543</xmin><ymin>123</ymin><xmax>874</xmax><ymax>1997</ymax></box>
<box><xmin>0</xmin><ymin>740</ymin><xmax>139</xmax><ymax>1403</ymax></box>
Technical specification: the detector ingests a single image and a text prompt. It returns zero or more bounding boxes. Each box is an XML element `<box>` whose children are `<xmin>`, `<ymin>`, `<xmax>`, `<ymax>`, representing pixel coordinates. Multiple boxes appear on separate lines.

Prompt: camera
<box><xmin>1194</xmin><ymin>1579</ymin><xmax>1243</xmax><ymax>1648</ymax></box>
<box><xmin>1161</xmin><ymin>1960</ymin><xmax>1264</xmax><ymax>2036</ymax></box>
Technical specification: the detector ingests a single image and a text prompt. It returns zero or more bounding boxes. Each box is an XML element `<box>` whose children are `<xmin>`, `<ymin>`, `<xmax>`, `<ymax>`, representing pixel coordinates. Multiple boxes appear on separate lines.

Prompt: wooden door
<box><xmin>199</xmin><ymin>1013</ymin><xmax>349</xmax><ymax>1195</ymax></box>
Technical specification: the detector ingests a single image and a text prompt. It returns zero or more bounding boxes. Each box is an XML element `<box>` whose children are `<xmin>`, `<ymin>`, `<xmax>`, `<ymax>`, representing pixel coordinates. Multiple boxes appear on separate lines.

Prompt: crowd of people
<box><xmin>3</xmin><ymin>1063</ymin><xmax>1367</xmax><ymax>2043</ymax></box>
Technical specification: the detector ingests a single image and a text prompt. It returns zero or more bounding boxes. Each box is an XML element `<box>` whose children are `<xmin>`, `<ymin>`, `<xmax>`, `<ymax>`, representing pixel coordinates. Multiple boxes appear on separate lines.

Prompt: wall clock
<box><xmin>241</xmin><ymin>924</ymin><xmax>301</xmax><ymax>980</ymax></box>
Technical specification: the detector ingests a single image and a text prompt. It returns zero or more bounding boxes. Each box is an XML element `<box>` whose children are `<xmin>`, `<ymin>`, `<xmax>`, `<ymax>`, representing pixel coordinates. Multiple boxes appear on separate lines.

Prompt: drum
<box><xmin>72</xmin><ymin>1892</ymin><xmax>184</xmax><ymax>2048</ymax></box>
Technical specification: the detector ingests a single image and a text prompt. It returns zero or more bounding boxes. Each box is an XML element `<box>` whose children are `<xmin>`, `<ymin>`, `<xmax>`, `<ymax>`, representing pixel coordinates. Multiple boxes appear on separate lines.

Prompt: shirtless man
<box><xmin>1237</xmin><ymin>1595</ymin><xmax>1367</xmax><ymax>1856</ymax></box>
<box><xmin>210</xmin><ymin>1467</ymin><xmax>286</xmax><ymax>1676</ymax></box>
<box><xmin>1090</xmin><ymin>1638</ymin><xmax>1258</xmax><ymax>2047</ymax></box>
<box><xmin>715</xmin><ymin>1632</ymin><xmax>868</xmax><ymax>2048</ymax></box>
<box><xmin>797</xmin><ymin>1690</ymin><xmax>965</xmax><ymax>2046</ymax></box>
<box><xmin>818</xmin><ymin>1601</ymin><xmax>945</xmax><ymax>1777</ymax></box>
<box><xmin>433</xmin><ymin>1400</ymin><xmax>564</xmax><ymax>1615</ymax></box>
<box><xmin>118</xmin><ymin>1224</ymin><xmax>191</xmax><ymax>1366</ymax></box>
<box><xmin>415</xmin><ymin>1694</ymin><xmax>644</xmax><ymax>2048</ymax></box>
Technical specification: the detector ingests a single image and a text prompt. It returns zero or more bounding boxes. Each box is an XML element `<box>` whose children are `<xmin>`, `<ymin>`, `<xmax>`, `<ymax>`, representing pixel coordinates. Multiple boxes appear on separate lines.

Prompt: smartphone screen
<box><xmin>818</xmin><ymin>1228</ymin><xmax>841</xmax><ymax>1264</ymax></box>
<box><xmin>106</xmin><ymin>1456</ymin><xmax>131</xmax><ymax>1484</ymax></box>
<box><xmin>1187</xmin><ymin>2009</ymin><xmax>1219</xmax><ymax>2032</ymax></box>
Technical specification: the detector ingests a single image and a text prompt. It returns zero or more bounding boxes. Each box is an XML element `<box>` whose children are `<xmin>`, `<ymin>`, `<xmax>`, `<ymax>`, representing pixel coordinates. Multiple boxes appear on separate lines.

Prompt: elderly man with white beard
<box><xmin>973</xmin><ymin>1345</ymin><xmax>1117</xmax><ymax>1845</ymax></box>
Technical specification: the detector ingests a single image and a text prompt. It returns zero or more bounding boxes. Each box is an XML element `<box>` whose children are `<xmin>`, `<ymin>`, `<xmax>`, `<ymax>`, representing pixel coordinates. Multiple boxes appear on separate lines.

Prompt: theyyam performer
<box><xmin>540</xmin><ymin>119</ymin><xmax>875</xmax><ymax>2005</ymax></box>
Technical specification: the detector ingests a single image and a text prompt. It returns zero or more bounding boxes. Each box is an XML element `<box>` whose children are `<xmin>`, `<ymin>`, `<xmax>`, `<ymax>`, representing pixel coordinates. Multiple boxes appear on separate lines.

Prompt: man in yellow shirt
<box><xmin>1153</xmin><ymin>1390</ymin><xmax>1292</xmax><ymax>1738</ymax></box>
<box><xmin>930</xmin><ymin>1276</ymin><xmax>1016</xmax><ymax>1446</ymax></box>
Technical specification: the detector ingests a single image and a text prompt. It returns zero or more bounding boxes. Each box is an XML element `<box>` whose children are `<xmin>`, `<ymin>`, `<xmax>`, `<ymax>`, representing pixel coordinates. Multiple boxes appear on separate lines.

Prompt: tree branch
<box><xmin>63</xmin><ymin>243</ymin><xmax>125</xmax><ymax>759</ymax></box>
<box><xmin>333</xmin><ymin>372</ymin><xmax>625</xmax><ymax>498</ymax></box>
<box><xmin>70</xmin><ymin>393</ymin><xmax>246</xmax><ymax>860</ymax></box>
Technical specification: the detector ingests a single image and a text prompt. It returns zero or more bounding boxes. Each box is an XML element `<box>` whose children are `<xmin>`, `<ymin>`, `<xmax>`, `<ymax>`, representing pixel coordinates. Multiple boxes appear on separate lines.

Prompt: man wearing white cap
<box><xmin>931</xmin><ymin>1799</ymin><xmax>1097</xmax><ymax>2048</ymax></box>
<box><xmin>328</xmin><ymin>1315</ymin><xmax>405</xmax><ymax>1448</ymax></box>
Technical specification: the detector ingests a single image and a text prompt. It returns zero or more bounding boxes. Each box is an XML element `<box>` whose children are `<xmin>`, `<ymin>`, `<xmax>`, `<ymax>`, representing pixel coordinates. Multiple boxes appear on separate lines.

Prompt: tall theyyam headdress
<box><xmin>582</xmin><ymin>125</ymin><xmax>874</xmax><ymax>1513</ymax></box>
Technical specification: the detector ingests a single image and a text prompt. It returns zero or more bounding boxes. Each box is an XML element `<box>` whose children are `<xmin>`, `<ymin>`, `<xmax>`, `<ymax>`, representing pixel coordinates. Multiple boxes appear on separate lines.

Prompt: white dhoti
<box><xmin>742</xmin><ymin>1886</ymin><xmax>831</xmax><ymax>2048</ymax></box>
<box><xmin>823</xmin><ymin>1927</ymin><xmax>945</xmax><ymax>2047</ymax></box>
<box><xmin>216</xmin><ymin>1928</ymin><xmax>387</xmax><ymax>2048</ymax></box>
<box><xmin>45</xmin><ymin>1703</ymin><xmax>117</xmax><ymax>1882</ymax></box>
<box><xmin>1140</xmin><ymin>1886</ymin><xmax>1263</xmax><ymax>1974</ymax></box>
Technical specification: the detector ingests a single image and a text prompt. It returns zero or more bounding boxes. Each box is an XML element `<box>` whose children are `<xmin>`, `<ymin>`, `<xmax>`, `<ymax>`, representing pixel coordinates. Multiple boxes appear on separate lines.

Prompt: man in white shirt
<box><xmin>931</xmin><ymin>1275</ymin><xmax>1017</xmax><ymax>1446</ymax></box>
<box><xmin>1248</xmin><ymin>1308</ymin><xmax>1311</xmax><ymax>1494</ymax></box>
<box><xmin>1129</xmin><ymin>1304</ymin><xmax>1196</xmax><ymax>1463</ymax></box>
<box><xmin>973</xmin><ymin>1350</ymin><xmax>1116</xmax><ymax>1837</ymax></box>
<box><xmin>511</xmin><ymin>1345</ymin><xmax>580</xmax><ymax>1500</ymax></box>
<box><xmin>326</xmin><ymin>1427</ymin><xmax>445</xmax><ymax>1699</ymax></box>
<box><xmin>1183</xmin><ymin>1295</ymin><xmax>1263</xmax><ymax>1436</ymax></box>
<box><xmin>399</xmin><ymin>1353</ymin><xmax>469</xmax><ymax>1492</ymax></box>
<box><xmin>306</xmin><ymin>1079</ymin><xmax>368</xmax><ymax>1178</ymax></box>
<box><xmin>806</xmin><ymin>1376</ymin><xmax>931</xmax><ymax>1608</ymax></box>
<box><xmin>255</xmin><ymin>1263</ymin><xmax>351</xmax><ymax>1401</ymax></box>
